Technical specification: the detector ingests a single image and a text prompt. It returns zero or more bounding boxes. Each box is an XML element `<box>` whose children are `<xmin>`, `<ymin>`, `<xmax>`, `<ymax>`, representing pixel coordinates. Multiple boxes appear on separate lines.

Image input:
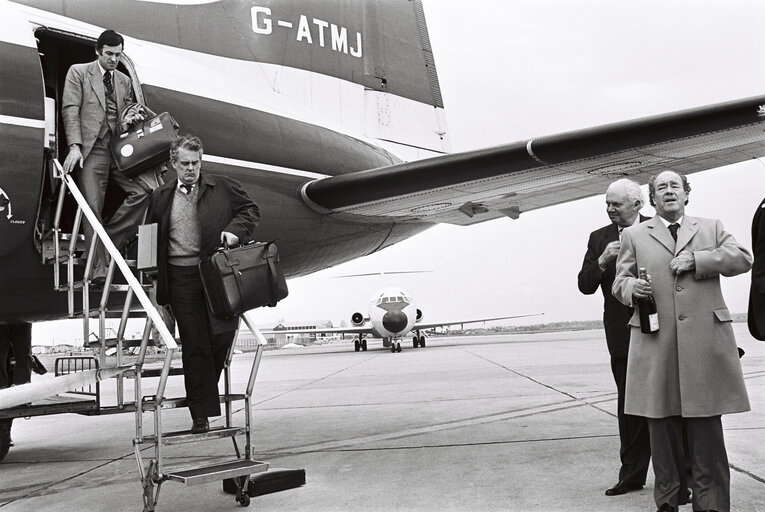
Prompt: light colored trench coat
<box><xmin>612</xmin><ymin>216</ymin><xmax>751</xmax><ymax>418</ymax></box>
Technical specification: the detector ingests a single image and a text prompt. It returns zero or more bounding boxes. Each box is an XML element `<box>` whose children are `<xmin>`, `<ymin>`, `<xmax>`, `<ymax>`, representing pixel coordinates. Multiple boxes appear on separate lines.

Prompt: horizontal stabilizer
<box><xmin>302</xmin><ymin>95</ymin><xmax>765</xmax><ymax>225</ymax></box>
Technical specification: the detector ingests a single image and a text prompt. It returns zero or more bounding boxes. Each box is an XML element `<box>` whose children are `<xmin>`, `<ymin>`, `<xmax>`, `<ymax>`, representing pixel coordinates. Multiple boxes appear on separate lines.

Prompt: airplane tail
<box><xmin>9</xmin><ymin>0</ymin><xmax>450</xmax><ymax>161</ymax></box>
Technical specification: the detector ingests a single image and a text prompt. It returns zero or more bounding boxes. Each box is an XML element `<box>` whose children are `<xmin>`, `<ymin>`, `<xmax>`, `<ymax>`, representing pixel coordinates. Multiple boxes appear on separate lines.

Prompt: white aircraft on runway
<box><xmin>265</xmin><ymin>286</ymin><xmax>542</xmax><ymax>353</ymax></box>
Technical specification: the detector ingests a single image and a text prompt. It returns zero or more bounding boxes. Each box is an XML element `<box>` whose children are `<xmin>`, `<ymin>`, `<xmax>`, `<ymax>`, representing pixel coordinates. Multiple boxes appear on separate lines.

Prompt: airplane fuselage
<box><xmin>0</xmin><ymin>0</ymin><xmax>447</xmax><ymax>323</ymax></box>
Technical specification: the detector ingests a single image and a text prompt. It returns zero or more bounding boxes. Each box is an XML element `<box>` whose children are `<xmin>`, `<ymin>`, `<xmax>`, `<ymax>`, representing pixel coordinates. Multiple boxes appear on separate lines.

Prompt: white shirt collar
<box><xmin>617</xmin><ymin>215</ymin><xmax>641</xmax><ymax>233</ymax></box>
<box><xmin>97</xmin><ymin>62</ymin><xmax>111</xmax><ymax>78</ymax></box>
<box><xmin>658</xmin><ymin>215</ymin><xmax>683</xmax><ymax>228</ymax></box>
<box><xmin>177</xmin><ymin>180</ymin><xmax>196</xmax><ymax>193</ymax></box>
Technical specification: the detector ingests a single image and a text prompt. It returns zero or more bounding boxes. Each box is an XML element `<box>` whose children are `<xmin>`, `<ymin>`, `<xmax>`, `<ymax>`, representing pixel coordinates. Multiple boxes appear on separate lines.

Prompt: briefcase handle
<box><xmin>219</xmin><ymin>240</ymin><xmax>282</xmax><ymax>309</ymax></box>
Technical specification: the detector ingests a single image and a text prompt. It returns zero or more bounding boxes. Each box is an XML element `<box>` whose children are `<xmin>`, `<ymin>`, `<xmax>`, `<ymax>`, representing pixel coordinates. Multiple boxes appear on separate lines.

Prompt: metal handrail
<box><xmin>51</xmin><ymin>160</ymin><xmax>177</xmax><ymax>351</ymax></box>
<box><xmin>50</xmin><ymin>160</ymin><xmax>178</xmax><ymax>411</ymax></box>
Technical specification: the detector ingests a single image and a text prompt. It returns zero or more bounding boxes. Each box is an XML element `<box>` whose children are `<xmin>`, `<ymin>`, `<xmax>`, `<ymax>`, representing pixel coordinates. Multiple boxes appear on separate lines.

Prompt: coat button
<box><xmin>678</xmin><ymin>314</ymin><xmax>686</xmax><ymax>320</ymax></box>
<box><xmin>675</xmin><ymin>286</ymin><xmax>682</xmax><ymax>291</ymax></box>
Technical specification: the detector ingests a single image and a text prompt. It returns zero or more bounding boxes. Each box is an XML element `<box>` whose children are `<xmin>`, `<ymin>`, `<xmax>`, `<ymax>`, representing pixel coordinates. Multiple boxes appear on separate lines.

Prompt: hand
<box><xmin>63</xmin><ymin>145</ymin><xmax>83</xmax><ymax>174</ymax></box>
<box><xmin>598</xmin><ymin>240</ymin><xmax>620</xmax><ymax>269</ymax></box>
<box><xmin>221</xmin><ymin>231</ymin><xmax>239</xmax><ymax>247</ymax></box>
<box><xmin>632</xmin><ymin>274</ymin><xmax>653</xmax><ymax>300</ymax></box>
<box><xmin>123</xmin><ymin>111</ymin><xmax>145</xmax><ymax>126</ymax></box>
<box><xmin>669</xmin><ymin>250</ymin><xmax>695</xmax><ymax>275</ymax></box>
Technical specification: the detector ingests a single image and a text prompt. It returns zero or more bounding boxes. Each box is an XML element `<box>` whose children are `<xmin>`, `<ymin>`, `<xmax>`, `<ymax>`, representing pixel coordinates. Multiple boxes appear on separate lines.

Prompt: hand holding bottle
<box><xmin>636</xmin><ymin>267</ymin><xmax>659</xmax><ymax>333</ymax></box>
<box><xmin>632</xmin><ymin>273</ymin><xmax>653</xmax><ymax>300</ymax></box>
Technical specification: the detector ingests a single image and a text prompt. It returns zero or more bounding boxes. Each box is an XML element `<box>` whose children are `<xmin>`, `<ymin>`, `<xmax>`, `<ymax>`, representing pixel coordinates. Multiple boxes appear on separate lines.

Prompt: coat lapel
<box><xmin>675</xmin><ymin>216</ymin><xmax>699</xmax><ymax>255</ymax></box>
<box><xmin>88</xmin><ymin>61</ymin><xmax>107</xmax><ymax>110</ymax></box>
<box><xmin>647</xmin><ymin>216</ymin><xmax>675</xmax><ymax>254</ymax></box>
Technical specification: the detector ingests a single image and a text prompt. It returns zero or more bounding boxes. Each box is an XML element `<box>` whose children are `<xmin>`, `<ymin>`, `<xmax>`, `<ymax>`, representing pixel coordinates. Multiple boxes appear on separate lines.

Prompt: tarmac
<box><xmin>0</xmin><ymin>324</ymin><xmax>763</xmax><ymax>512</ymax></box>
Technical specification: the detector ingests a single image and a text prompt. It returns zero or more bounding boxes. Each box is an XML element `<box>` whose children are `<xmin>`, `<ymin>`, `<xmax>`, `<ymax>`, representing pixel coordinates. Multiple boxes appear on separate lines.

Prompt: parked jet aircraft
<box><xmin>2</xmin><ymin>0</ymin><xmax>765</xmax><ymax>330</ymax></box>
<box><xmin>264</xmin><ymin>286</ymin><xmax>541</xmax><ymax>353</ymax></box>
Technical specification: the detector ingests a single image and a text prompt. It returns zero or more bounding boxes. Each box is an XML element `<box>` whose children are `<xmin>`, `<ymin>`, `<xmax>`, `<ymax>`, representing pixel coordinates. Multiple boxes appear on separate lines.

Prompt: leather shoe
<box><xmin>656</xmin><ymin>504</ymin><xmax>676</xmax><ymax>512</ymax></box>
<box><xmin>191</xmin><ymin>417</ymin><xmax>209</xmax><ymax>434</ymax></box>
<box><xmin>678</xmin><ymin>488</ymin><xmax>692</xmax><ymax>505</ymax></box>
<box><xmin>90</xmin><ymin>276</ymin><xmax>106</xmax><ymax>290</ymax></box>
<box><xmin>605</xmin><ymin>480</ymin><xmax>643</xmax><ymax>496</ymax></box>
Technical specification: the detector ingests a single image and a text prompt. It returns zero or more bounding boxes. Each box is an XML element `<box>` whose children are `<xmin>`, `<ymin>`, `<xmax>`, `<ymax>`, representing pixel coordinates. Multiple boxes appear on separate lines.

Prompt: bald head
<box><xmin>605</xmin><ymin>179</ymin><xmax>643</xmax><ymax>227</ymax></box>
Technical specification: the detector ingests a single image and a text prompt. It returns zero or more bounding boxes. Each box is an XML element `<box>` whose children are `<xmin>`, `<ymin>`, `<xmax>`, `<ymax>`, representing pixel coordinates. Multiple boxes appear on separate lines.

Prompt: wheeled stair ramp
<box><xmin>0</xmin><ymin>159</ymin><xmax>305</xmax><ymax>510</ymax></box>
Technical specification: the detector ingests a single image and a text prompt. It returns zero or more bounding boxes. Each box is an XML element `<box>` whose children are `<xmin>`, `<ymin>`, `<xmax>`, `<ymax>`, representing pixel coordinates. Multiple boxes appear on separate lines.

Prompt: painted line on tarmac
<box><xmin>463</xmin><ymin>349</ymin><xmax>765</xmax><ymax>487</ymax></box>
<box><xmin>463</xmin><ymin>349</ymin><xmax>619</xmax><ymax>418</ymax></box>
<box><xmin>255</xmin><ymin>396</ymin><xmax>605</xmax><ymax>455</ymax></box>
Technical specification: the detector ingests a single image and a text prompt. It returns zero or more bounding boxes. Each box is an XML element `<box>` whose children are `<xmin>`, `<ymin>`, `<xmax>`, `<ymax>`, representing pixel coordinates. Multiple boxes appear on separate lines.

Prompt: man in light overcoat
<box><xmin>612</xmin><ymin>170</ymin><xmax>751</xmax><ymax>512</ymax></box>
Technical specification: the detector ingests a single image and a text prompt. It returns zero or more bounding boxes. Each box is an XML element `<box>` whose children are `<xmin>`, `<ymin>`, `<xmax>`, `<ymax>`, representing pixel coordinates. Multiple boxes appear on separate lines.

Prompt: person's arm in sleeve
<box><xmin>221</xmin><ymin>178</ymin><xmax>260</xmax><ymax>246</ymax></box>
<box><xmin>61</xmin><ymin>66</ymin><xmax>84</xmax><ymax>174</ymax></box>
<box><xmin>612</xmin><ymin>230</ymin><xmax>639</xmax><ymax>307</ymax></box>
<box><xmin>578</xmin><ymin>232</ymin><xmax>605</xmax><ymax>295</ymax></box>
<box><xmin>694</xmin><ymin>219</ymin><xmax>753</xmax><ymax>279</ymax></box>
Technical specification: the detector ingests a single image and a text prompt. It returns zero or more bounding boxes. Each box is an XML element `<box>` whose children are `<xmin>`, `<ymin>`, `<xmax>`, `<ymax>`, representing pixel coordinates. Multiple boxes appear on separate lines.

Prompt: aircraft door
<box><xmin>0</xmin><ymin>2</ymin><xmax>46</xmax><ymax>258</ymax></box>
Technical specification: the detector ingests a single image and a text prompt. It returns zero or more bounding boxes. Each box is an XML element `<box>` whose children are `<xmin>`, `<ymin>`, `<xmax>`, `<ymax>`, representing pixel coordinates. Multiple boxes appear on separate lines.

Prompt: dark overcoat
<box><xmin>145</xmin><ymin>172</ymin><xmax>259</xmax><ymax>332</ymax></box>
<box><xmin>749</xmin><ymin>197</ymin><xmax>765</xmax><ymax>340</ymax></box>
<box><xmin>612</xmin><ymin>216</ymin><xmax>751</xmax><ymax>418</ymax></box>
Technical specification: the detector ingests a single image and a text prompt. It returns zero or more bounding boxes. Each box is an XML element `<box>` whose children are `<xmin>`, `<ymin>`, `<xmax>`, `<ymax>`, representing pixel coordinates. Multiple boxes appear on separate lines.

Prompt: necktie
<box><xmin>668</xmin><ymin>223</ymin><xmax>679</xmax><ymax>242</ymax></box>
<box><xmin>179</xmin><ymin>183</ymin><xmax>193</xmax><ymax>195</ymax></box>
<box><xmin>103</xmin><ymin>71</ymin><xmax>113</xmax><ymax>96</ymax></box>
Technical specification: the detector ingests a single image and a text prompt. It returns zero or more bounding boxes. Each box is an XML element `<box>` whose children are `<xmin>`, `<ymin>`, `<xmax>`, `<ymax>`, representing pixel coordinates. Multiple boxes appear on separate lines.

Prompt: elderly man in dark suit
<box><xmin>613</xmin><ymin>170</ymin><xmax>751</xmax><ymax>512</ymax></box>
<box><xmin>62</xmin><ymin>29</ymin><xmax>150</xmax><ymax>283</ymax></box>
<box><xmin>749</xmin><ymin>196</ymin><xmax>765</xmax><ymax>340</ymax></box>
<box><xmin>145</xmin><ymin>135</ymin><xmax>259</xmax><ymax>433</ymax></box>
<box><xmin>578</xmin><ymin>178</ymin><xmax>651</xmax><ymax>497</ymax></box>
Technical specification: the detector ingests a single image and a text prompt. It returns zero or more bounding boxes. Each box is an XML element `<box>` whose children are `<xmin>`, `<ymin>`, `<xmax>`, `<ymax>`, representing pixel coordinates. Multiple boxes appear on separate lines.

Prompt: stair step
<box><xmin>166</xmin><ymin>459</ymin><xmax>268</xmax><ymax>486</ymax></box>
<box><xmin>56</xmin><ymin>281</ymin><xmax>151</xmax><ymax>293</ymax></box>
<box><xmin>141</xmin><ymin>426</ymin><xmax>246</xmax><ymax>446</ymax></box>
<box><xmin>141</xmin><ymin>394</ymin><xmax>246</xmax><ymax>410</ymax></box>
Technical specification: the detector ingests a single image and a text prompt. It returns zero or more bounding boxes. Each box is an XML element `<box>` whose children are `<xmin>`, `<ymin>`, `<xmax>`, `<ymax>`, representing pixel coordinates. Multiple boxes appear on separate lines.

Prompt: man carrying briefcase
<box><xmin>144</xmin><ymin>134</ymin><xmax>259</xmax><ymax>433</ymax></box>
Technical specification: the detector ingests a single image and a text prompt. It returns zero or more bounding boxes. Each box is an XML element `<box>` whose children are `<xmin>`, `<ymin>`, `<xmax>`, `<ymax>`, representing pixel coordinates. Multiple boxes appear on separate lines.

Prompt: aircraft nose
<box><xmin>382</xmin><ymin>310</ymin><xmax>408</xmax><ymax>333</ymax></box>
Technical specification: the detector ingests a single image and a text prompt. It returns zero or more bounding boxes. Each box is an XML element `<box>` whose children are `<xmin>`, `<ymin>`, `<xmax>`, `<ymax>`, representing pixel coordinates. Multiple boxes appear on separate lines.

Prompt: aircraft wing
<box><xmin>414</xmin><ymin>313</ymin><xmax>543</xmax><ymax>331</ymax></box>
<box><xmin>303</xmin><ymin>96</ymin><xmax>765</xmax><ymax>226</ymax></box>
<box><xmin>261</xmin><ymin>325</ymin><xmax>373</xmax><ymax>336</ymax></box>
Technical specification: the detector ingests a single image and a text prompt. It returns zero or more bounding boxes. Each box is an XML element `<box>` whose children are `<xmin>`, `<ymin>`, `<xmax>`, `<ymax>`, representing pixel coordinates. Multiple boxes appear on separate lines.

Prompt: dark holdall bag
<box><xmin>199</xmin><ymin>241</ymin><xmax>289</xmax><ymax>318</ymax></box>
<box><xmin>110</xmin><ymin>111</ymin><xmax>179</xmax><ymax>178</ymax></box>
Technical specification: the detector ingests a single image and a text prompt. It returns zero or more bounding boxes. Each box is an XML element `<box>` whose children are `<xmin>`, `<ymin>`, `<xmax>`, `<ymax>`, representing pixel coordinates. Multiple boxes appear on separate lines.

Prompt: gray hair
<box><xmin>169</xmin><ymin>134</ymin><xmax>203</xmax><ymax>162</ymax></box>
<box><xmin>647</xmin><ymin>171</ymin><xmax>691</xmax><ymax>206</ymax></box>
<box><xmin>606</xmin><ymin>178</ymin><xmax>644</xmax><ymax>208</ymax></box>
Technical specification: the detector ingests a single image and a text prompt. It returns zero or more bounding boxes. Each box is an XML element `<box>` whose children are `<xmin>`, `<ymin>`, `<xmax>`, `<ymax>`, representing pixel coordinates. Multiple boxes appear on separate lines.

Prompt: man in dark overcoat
<box><xmin>748</xmin><ymin>195</ymin><xmax>765</xmax><ymax>340</ymax></box>
<box><xmin>145</xmin><ymin>135</ymin><xmax>259</xmax><ymax>433</ymax></box>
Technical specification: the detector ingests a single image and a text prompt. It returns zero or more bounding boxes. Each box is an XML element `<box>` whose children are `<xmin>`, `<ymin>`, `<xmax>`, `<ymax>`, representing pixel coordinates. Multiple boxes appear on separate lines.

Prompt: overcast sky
<box><xmin>35</xmin><ymin>0</ymin><xmax>765</xmax><ymax>342</ymax></box>
<box><xmin>249</xmin><ymin>0</ymin><xmax>765</xmax><ymax>330</ymax></box>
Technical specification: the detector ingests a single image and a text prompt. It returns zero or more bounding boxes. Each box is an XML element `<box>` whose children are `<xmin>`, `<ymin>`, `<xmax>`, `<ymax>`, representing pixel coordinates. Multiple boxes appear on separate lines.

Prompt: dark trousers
<box><xmin>647</xmin><ymin>416</ymin><xmax>730</xmax><ymax>511</ymax></box>
<box><xmin>611</xmin><ymin>356</ymin><xmax>651</xmax><ymax>484</ymax></box>
<box><xmin>168</xmin><ymin>265</ymin><xmax>235</xmax><ymax>419</ymax></box>
<box><xmin>0</xmin><ymin>323</ymin><xmax>32</xmax><ymax>388</ymax></box>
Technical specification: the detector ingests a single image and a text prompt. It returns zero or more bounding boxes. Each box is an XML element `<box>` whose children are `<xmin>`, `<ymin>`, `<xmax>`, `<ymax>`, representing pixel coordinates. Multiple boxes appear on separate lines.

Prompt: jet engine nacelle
<box><xmin>416</xmin><ymin>309</ymin><xmax>423</xmax><ymax>322</ymax></box>
<box><xmin>351</xmin><ymin>312</ymin><xmax>365</xmax><ymax>326</ymax></box>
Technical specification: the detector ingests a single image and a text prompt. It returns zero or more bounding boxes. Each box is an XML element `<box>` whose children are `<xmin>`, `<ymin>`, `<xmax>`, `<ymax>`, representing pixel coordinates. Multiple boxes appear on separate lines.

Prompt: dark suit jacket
<box><xmin>62</xmin><ymin>60</ymin><xmax>134</xmax><ymax>159</ymax></box>
<box><xmin>145</xmin><ymin>172</ymin><xmax>259</xmax><ymax>330</ymax></box>
<box><xmin>578</xmin><ymin>215</ymin><xmax>649</xmax><ymax>358</ymax></box>
<box><xmin>749</xmin><ymin>197</ymin><xmax>765</xmax><ymax>340</ymax></box>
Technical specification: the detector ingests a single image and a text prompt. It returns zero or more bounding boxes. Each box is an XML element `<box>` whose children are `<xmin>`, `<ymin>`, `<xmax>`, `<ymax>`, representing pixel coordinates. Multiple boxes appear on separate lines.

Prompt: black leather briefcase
<box><xmin>110</xmin><ymin>111</ymin><xmax>179</xmax><ymax>178</ymax></box>
<box><xmin>199</xmin><ymin>241</ymin><xmax>289</xmax><ymax>319</ymax></box>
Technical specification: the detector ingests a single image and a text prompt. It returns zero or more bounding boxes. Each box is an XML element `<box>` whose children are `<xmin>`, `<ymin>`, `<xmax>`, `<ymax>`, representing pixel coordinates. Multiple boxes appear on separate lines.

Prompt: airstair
<box><xmin>1</xmin><ymin>158</ymin><xmax>303</xmax><ymax>510</ymax></box>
